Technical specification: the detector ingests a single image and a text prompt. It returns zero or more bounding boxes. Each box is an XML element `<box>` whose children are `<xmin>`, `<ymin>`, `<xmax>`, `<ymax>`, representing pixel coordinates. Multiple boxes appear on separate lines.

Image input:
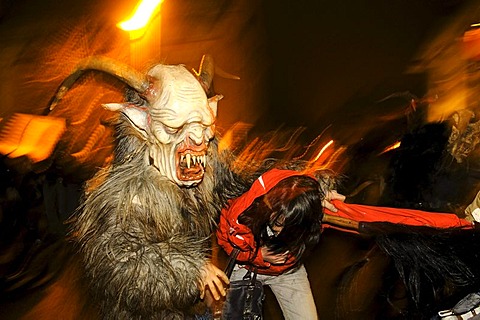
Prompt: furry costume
<box><xmin>52</xmin><ymin>56</ymin><xmax>247</xmax><ymax>319</ymax></box>
<box><xmin>73</xmin><ymin>138</ymin><xmax>240</xmax><ymax>319</ymax></box>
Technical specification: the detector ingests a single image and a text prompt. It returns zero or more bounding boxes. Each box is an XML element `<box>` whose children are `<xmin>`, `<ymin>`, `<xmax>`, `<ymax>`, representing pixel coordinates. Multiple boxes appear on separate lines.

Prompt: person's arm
<box><xmin>260</xmin><ymin>247</ymin><xmax>290</xmax><ymax>265</ymax></box>
<box><xmin>216</xmin><ymin>213</ymin><xmax>272</xmax><ymax>268</ymax></box>
<box><xmin>217</xmin><ymin>229</ymin><xmax>271</xmax><ymax>267</ymax></box>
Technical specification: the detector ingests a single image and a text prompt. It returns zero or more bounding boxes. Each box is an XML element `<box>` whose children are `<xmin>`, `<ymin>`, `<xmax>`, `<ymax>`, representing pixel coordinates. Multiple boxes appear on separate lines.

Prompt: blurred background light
<box><xmin>117</xmin><ymin>0</ymin><xmax>163</xmax><ymax>40</ymax></box>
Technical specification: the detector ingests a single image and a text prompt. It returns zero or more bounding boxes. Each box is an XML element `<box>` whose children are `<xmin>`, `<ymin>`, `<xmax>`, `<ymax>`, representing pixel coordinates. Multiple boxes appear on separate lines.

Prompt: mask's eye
<box><xmin>164</xmin><ymin>126</ymin><xmax>180</xmax><ymax>135</ymax></box>
<box><xmin>204</xmin><ymin>125</ymin><xmax>215</xmax><ymax>140</ymax></box>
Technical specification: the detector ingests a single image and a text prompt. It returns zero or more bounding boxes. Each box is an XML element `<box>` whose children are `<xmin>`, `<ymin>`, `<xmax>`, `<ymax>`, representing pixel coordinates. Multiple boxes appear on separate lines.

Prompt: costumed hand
<box><xmin>261</xmin><ymin>247</ymin><xmax>289</xmax><ymax>265</ymax></box>
<box><xmin>322</xmin><ymin>190</ymin><xmax>346</xmax><ymax>213</ymax></box>
<box><xmin>199</xmin><ymin>261</ymin><xmax>229</xmax><ymax>301</ymax></box>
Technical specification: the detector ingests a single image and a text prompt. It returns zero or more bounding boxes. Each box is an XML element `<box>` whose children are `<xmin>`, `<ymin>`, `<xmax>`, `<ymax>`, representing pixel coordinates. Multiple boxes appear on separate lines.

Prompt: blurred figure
<box><xmin>216</xmin><ymin>169</ymin><xmax>344</xmax><ymax>319</ymax></box>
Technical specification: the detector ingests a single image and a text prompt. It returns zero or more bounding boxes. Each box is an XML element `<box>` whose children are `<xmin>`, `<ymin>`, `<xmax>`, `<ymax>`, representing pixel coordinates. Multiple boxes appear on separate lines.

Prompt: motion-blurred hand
<box><xmin>261</xmin><ymin>247</ymin><xmax>290</xmax><ymax>265</ymax></box>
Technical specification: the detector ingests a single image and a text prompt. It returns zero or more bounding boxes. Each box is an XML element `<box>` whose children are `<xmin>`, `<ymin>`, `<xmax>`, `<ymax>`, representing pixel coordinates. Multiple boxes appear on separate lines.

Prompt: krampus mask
<box><xmin>56</xmin><ymin>56</ymin><xmax>243</xmax><ymax>319</ymax></box>
<box><xmin>52</xmin><ymin>55</ymin><xmax>222</xmax><ymax>186</ymax></box>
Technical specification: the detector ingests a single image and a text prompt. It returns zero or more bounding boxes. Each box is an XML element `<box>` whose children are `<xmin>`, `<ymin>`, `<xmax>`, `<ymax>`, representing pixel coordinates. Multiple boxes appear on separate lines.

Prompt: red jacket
<box><xmin>217</xmin><ymin>169</ymin><xmax>475</xmax><ymax>275</ymax></box>
<box><xmin>323</xmin><ymin>200</ymin><xmax>474</xmax><ymax>232</ymax></box>
<box><xmin>217</xmin><ymin>169</ymin><xmax>307</xmax><ymax>275</ymax></box>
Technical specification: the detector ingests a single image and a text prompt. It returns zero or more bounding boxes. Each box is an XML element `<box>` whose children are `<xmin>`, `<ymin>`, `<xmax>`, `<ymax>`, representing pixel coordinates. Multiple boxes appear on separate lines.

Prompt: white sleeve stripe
<box><xmin>258</xmin><ymin>176</ymin><xmax>266</xmax><ymax>190</ymax></box>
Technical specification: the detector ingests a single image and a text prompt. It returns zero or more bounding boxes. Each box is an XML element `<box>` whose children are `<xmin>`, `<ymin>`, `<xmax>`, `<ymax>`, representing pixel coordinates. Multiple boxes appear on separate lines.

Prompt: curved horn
<box><xmin>195</xmin><ymin>54</ymin><xmax>215</xmax><ymax>94</ymax></box>
<box><xmin>193</xmin><ymin>54</ymin><xmax>240</xmax><ymax>97</ymax></box>
<box><xmin>48</xmin><ymin>56</ymin><xmax>150</xmax><ymax>112</ymax></box>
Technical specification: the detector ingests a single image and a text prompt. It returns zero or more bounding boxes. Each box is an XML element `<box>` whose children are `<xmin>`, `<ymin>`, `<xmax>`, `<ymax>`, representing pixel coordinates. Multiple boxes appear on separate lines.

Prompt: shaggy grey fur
<box><xmin>70</xmin><ymin>114</ymin><xmax>247</xmax><ymax>319</ymax></box>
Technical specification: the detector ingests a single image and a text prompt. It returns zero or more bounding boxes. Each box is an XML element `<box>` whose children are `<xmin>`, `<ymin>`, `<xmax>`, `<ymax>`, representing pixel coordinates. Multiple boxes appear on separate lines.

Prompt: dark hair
<box><xmin>237</xmin><ymin>175</ymin><xmax>324</xmax><ymax>263</ymax></box>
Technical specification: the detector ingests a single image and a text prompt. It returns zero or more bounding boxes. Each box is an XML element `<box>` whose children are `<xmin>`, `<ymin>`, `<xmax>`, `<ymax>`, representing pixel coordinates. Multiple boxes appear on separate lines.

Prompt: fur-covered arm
<box><xmin>313</xmin><ymin>169</ymin><xmax>339</xmax><ymax>196</ymax></box>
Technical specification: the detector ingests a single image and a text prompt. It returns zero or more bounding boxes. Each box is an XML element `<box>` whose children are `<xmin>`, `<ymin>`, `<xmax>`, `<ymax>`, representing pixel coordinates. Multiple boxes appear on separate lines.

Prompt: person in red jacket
<box><xmin>216</xmin><ymin>168</ymin><xmax>344</xmax><ymax>319</ymax></box>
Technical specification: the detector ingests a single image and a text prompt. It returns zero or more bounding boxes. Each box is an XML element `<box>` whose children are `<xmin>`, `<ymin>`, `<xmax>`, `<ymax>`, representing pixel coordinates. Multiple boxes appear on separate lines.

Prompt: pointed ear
<box><xmin>208</xmin><ymin>94</ymin><xmax>223</xmax><ymax>117</ymax></box>
<box><xmin>103</xmin><ymin>103</ymin><xmax>149</xmax><ymax>138</ymax></box>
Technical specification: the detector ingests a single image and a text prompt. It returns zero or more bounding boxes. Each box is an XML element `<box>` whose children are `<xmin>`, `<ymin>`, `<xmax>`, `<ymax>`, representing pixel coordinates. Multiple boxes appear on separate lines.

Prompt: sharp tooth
<box><xmin>203</xmin><ymin>155</ymin><xmax>207</xmax><ymax>167</ymax></box>
<box><xmin>186</xmin><ymin>154</ymin><xmax>191</xmax><ymax>168</ymax></box>
<box><xmin>193</xmin><ymin>155</ymin><xmax>197</xmax><ymax>165</ymax></box>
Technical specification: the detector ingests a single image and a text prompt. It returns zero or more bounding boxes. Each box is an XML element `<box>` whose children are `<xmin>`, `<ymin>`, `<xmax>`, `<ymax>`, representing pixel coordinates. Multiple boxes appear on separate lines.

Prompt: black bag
<box><xmin>220</xmin><ymin>249</ymin><xmax>265</xmax><ymax>320</ymax></box>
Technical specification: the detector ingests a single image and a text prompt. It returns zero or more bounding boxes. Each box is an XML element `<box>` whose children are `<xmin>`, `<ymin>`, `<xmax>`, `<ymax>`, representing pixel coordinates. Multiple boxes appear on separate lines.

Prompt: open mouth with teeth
<box><xmin>176</xmin><ymin>150</ymin><xmax>207</xmax><ymax>181</ymax></box>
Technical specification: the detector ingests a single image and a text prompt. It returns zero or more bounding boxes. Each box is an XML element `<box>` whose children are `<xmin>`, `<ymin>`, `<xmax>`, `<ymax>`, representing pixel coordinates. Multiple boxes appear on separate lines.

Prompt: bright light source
<box><xmin>378</xmin><ymin>141</ymin><xmax>401</xmax><ymax>155</ymax></box>
<box><xmin>117</xmin><ymin>0</ymin><xmax>163</xmax><ymax>38</ymax></box>
<box><xmin>313</xmin><ymin>140</ymin><xmax>334</xmax><ymax>162</ymax></box>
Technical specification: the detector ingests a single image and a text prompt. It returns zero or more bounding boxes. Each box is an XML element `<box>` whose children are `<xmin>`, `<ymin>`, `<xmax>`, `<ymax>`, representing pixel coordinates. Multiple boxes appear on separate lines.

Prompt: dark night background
<box><xmin>258</xmin><ymin>0</ymin><xmax>475</xmax><ymax>143</ymax></box>
<box><xmin>0</xmin><ymin>0</ymin><xmax>476</xmax><ymax>139</ymax></box>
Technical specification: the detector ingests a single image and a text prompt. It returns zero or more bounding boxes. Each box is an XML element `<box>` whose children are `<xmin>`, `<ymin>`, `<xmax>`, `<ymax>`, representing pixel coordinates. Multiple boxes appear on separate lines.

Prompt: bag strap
<box><xmin>243</xmin><ymin>266</ymin><xmax>261</xmax><ymax>317</ymax></box>
<box><xmin>250</xmin><ymin>267</ymin><xmax>258</xmax><ymax>284</ymax></box>
<box><xmin>241</xmin><ymin>266</ymin><xmax>259</xmax><ymax>286</ymax></box>
<box><xmin>224</xmin><ymin>248</ymin><xmax>240</xmax><ymax>278</ymax></box>
<box><xmin>224</xmin><ymin>247</ymin><xmax>260</xmax><ymax>281</ymax></box>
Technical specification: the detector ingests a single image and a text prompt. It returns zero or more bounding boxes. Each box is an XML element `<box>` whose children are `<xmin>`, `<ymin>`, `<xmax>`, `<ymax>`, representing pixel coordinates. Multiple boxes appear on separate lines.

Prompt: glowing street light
<box><xmin>117</xmin><ymin>0</ymin><xmax>164</xmax><ymax>40</ymax></box>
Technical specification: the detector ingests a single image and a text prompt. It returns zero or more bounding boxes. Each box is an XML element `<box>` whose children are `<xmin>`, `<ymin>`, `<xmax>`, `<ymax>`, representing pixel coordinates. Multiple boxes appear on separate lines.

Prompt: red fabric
<box><xmin>217</xmin><ymin>169</ymin><xmax>309</xmax><ymax>275</ymax></box>
<box><xmin>324</xmin><ymin>200</ymin><xmax>474</xmax><ymax>233</ymax></box>
<box><xmin>217</xmin><ymin>169</ymin><xmax>474</xmax><ymax>276</ymax></box>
